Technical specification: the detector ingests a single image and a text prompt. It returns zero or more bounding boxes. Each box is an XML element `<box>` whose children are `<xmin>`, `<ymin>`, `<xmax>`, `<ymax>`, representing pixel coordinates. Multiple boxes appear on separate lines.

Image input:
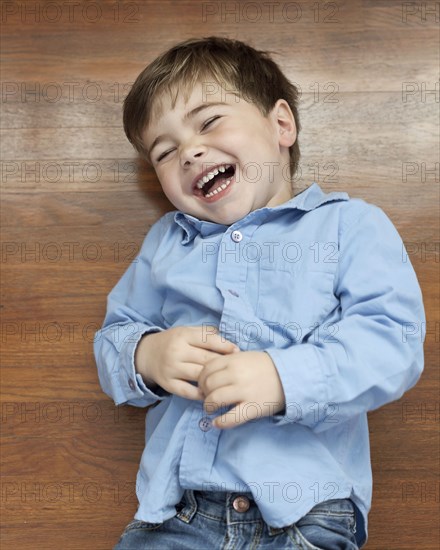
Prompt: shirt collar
<box><xmin>174</xmin><ymin>182</ymin><xmax>349</xmax><ymax>245</ymax></box>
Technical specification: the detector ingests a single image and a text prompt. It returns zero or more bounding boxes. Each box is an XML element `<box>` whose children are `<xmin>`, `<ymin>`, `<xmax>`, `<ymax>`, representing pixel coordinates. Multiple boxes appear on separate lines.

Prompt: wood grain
<box><xmin>1</xmin><ymin>0</ymin><xmax>438</xmax><ymax>548</ymax></box>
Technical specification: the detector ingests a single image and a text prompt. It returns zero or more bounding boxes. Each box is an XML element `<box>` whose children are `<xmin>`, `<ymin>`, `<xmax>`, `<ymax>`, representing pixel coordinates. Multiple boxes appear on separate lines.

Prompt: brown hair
<box><xmin>123</xmin><ymin>36</ymin><xmax>301</xmax><ymax>177</ymax></box>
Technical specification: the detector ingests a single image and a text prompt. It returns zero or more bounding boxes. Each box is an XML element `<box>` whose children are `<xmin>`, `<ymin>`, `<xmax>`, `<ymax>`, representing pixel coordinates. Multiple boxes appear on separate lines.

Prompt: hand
<box><xmin>198</xmin><ymin>351</ymin><xmax>285</xmax><ymax>429</ymax></box>
<box><xmin>135</xmin><ymin>325</ymin><xmax>239</xmax><ymax>401</ymax></box>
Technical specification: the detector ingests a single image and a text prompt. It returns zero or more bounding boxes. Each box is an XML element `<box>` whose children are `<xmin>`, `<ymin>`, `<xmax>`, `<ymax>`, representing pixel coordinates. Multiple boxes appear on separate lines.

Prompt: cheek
<box><xmin>162</xmin><ymin>184</ymin><xmax>180</xmax><ymax>203</ymax></box>
<box><xmin>219</xmin><ymin>121</ymin><xmax>275</xmax><ymax>157</ymax></box>
<box><xmin>155</xmin><ymin>170</ymin><xmax>179</xmax><ymax>201</ymax></box>
<box><xmin>160</xmin><ymin>185</ymin><xmax>185</xmax><ymax>211</ymax></box>
<box><xmin>216</xmin><ymin>121</ymin><xmax>247</xmax><ymax>144</ymax></box>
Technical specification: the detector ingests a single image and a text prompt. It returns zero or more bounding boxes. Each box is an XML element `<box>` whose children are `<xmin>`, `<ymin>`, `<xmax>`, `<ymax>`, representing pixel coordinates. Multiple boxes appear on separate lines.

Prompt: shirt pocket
<box><xmin>255</xmin><ymin>259</ymin><xmax>338</xmax><ymax>339</ymax></box>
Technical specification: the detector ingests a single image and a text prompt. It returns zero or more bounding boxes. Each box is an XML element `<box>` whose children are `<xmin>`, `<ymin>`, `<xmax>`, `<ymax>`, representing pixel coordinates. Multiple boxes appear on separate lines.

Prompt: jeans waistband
<box><xmin>194</xmin><ymin>490</ymin><xmax>254</xmax><ymax>505</ymax></box>
<box><xmin>178</xmin><ymin>490</ymin><xmax>284</xmax><ymax>536</ymax></box>
<box><xmin>190</xmin><ymin>489</ymin><xmax>258</xmax><ymax>518</ymax></box>
<box><xmin>180</xmin><ymin>490</ymin><xmax>366</xmax><ymax>545</ymax></box>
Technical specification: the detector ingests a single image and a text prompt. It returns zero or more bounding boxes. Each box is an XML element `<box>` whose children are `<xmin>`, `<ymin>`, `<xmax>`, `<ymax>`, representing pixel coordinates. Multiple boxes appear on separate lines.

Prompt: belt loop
<box><xmin>176</xmin><ymin>490</ymin><xmax>198</xmax><ymax>524</ymax></box>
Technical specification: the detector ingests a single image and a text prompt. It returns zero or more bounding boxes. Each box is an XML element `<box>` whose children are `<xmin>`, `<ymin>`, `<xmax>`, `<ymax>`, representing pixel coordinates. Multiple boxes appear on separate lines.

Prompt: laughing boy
<box><xmin>95</xmin><ymin>37</ymin><xmax>425</xmax><ymax>549</ymax></box>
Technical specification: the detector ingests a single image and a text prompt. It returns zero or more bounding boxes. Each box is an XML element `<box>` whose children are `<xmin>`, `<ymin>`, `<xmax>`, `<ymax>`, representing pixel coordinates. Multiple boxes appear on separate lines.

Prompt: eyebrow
<box><xmin>147</xmin><ymin>102</ymin><xmax>228</xmax><ymax>159</ymax></box>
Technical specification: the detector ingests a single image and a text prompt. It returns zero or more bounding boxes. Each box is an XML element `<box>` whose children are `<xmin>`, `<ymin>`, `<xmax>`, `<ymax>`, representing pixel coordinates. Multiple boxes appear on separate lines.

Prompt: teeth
<box><xmin>196</xmin><ymin>164</ymin><xmax>232</xmax><ymax>189</ymax></box>
<box><xmin>205</xmin><ymin>178</ymin><xmax>232</xmax><ymax>198</ymax></box>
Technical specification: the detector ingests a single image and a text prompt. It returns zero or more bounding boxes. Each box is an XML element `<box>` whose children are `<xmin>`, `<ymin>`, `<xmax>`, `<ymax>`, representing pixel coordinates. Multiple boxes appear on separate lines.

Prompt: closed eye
<box><xmin>157</xmin><ymin>148</ymin><xmax>175</xmax><ymax>162</ymax></box>
<box><xmin>201</xmin><ymin>115</ymin><xmax>221</xmax><ymax>131</ymax></box>
<box><xmin>156</xmin><ymin>116</ymin><xmax>221</xmax><ymax>162</ymax></box>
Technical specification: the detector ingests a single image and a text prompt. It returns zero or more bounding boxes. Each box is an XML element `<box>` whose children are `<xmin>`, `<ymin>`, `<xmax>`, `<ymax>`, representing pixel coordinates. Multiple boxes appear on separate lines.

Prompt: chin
<box><xmin>218</xmin><ymin>212</ymin><xmax>247</xmax><ymax>225</ymax></box>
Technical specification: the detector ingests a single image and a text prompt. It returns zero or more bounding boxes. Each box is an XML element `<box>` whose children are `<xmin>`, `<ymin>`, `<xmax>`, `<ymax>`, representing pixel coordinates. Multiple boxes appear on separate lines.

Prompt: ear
<box><xmin>271</xmin><ymin>99</ymin><xmax>297</xmax><ymax>148</ymax></box>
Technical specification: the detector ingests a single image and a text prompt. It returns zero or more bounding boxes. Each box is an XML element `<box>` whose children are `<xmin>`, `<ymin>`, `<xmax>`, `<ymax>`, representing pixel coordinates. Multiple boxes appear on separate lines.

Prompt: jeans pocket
<box><xmin>285</xmin><ymin>499</ymin><xmax>358</xmax><ymax>550</ymax></box>
<box><xmin>289</xmin><ymin>525</ymin><xmax>325</xmax><ymax>549</ymax></box>
<box><xmin>122</xmin><ymin>519</ymin><xmax>163</xmax><ymax>534</ymax></box>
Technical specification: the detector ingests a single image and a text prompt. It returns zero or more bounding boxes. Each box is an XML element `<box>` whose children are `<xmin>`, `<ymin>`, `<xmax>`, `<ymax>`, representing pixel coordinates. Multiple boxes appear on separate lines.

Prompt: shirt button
<box><xmin>232</xmin><ymin>495</ymin><xmax>250</xmax><ymax>513</ymax></box>
<box><xmin>128</xmin><ymin>379</ymin><xmax>136</xmax><ymax>391</ymax></box>
<box><xmin>198</xmin><ymin>417</ymin><xmax>212</xmax><ymax>432</ymax></box>
<box><xmin>231</xmin><ymin>230</ymin><xmax>243</xmax><ymax>242</ymax></box>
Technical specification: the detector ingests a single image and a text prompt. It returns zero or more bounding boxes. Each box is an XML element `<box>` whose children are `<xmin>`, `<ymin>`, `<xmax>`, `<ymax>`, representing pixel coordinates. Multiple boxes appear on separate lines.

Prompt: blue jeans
<box><xmin>114</xmin><ymin>490</ymin><xmax>366</xmax><ymax>549</ymax></box>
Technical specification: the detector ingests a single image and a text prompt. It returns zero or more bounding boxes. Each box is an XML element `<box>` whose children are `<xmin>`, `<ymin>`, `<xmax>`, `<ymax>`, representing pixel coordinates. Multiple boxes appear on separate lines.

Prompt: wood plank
<box><xmin>2</xmin><ymin>93</ymin><xmax>438</xmax><ymax>162</ymax></box>
<box><xmin>0</xmin><ymin>432</ymin><xmax>145</xmax><ymax>477</ymax></box>
<box><xmin>1</xmin><ymin>2</ymin><xmax>438</xmax><ymax>90</ymax></box>
<box><xmin>1</xmin><ymin>398</ymin><xmax>147</xmax><ymax>436</ymax></box>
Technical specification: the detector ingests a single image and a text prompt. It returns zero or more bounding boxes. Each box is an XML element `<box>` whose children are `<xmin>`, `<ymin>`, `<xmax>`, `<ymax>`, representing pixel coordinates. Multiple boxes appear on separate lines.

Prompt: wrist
<box><xmin>262</xmin><ymin>351</ymin><xmax>285</xmax><ymax>414</ymax></box>
<box><xmin>135</xmin><ymin>333</ymin><xmax>158</xmax><ymax>388</ymax></box>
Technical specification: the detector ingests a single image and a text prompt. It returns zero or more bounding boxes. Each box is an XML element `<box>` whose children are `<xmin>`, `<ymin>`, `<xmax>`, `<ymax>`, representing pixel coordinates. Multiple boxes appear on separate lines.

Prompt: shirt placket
<box><xmin>179</xmin><ymin>401</ymin><xmax>221</xmax><ymax>486</ymax></box>
<box><xmin>216</xmin><ymin>225</ymin><xmax>259</xmax><ymax>351</ymax></box>
<box><xmin>178</xmin><ymin>223</ymin><xmax>259</xmax><ymax>488</ymax></box>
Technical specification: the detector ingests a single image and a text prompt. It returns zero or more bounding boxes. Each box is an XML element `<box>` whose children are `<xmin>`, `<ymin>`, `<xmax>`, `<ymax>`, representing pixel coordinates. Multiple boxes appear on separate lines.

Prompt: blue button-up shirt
<box><xmin>94</xmin><ymin>183</ymin><xmax>425</xmax><ymax>533</ymax></box>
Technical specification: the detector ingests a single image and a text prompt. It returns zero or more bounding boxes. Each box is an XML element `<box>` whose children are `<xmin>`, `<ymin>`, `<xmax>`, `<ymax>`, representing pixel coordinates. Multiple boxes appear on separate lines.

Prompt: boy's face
<box><xmin>143</xmin><ymin>81</ymin><xmax>296</xmax><ymax>225</ymax></box>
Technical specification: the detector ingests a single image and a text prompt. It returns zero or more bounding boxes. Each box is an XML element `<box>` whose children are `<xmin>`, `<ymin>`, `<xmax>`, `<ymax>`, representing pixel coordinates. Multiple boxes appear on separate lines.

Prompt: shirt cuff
<box><xmin>118</xmin><ymin>324</ymin><xmax>168</xmax><ymax>404</ymax></box>
<box><xmin>265</xmin><ymin>344</ymin><xmax>328</xmax><ymax>427</ymax></box>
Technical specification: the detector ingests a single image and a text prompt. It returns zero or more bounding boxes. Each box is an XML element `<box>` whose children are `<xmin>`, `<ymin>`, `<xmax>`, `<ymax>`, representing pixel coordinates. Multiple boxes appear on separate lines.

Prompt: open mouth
<box><xmin>194</xmin><ymin>164</ymin><xmax>236</xmax><ymax>198</ymax></box>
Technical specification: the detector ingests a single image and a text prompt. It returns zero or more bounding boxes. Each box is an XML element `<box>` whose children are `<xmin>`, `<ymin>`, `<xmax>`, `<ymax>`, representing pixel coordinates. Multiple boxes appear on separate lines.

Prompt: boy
<box><xmin>94</xmin><ymin>37</ymin><xmax>425</xmax><ymax>549</ymax></box>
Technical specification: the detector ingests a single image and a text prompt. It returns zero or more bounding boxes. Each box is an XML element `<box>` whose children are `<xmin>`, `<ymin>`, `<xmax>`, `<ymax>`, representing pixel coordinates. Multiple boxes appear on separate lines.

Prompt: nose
<box><xmin>180</xmin><ymin>140</ymin><xmax>208</xmax><ymax>168</ymax></box>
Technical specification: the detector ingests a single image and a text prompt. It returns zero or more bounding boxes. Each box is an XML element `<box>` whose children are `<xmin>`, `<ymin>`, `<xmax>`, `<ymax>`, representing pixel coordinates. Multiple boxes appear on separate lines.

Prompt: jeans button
<box><xmin>232</xmin><ymin>495</ymin><xmax>250</xmax><ymax>512</ymax></box>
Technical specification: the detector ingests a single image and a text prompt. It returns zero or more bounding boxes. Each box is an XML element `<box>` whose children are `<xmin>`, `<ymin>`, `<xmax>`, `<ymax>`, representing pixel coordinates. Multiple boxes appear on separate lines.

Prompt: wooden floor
<box><xmin>1</xmin><ymin>1</ymin><xmax>439</xmax><ymax>548</ymax></box>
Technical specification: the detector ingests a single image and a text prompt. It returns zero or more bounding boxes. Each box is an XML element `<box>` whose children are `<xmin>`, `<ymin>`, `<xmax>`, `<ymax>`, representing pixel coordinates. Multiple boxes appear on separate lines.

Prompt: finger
<box><xmin>184</xmin><ymin>348</ymin><xmax>227</xmax><ymax>367</ymax></box>
<box><xmin>203</xmin><ymin>384</ymin><xmax>240</xmax><ymax>414</ymax></box>
<box><xmin>213</xmin><ymin>403</ymin><xmax>254</xmax><ymax>430</ymax></box>
<box><xmin>197</xmin><ymin>356</ymin><xmax>227</xmax><ymax>391</ymax></box>
<box><xmin>175</xmin><ymin>362</ymin><xmax>205</xmax><ymax>382</ymax></box>
<box><xmin>169</xmin><ymin>379</ymin><xmax>204</xmax><ymax>401</ymax></box>
<box><xmin>189</xmin><ymin>326</ymin><xmax>240</xmax><ymax>354</ymax></box>
<box><xmin>198</xmin><ymin>364</ymin><xmax>231</xmax><ymax>397</ymax></box>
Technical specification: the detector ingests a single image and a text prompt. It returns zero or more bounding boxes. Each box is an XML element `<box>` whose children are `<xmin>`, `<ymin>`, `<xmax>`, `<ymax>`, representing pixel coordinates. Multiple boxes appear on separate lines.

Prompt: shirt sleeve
<box><xmin>94</xmin><ymin>215</ymin><xmax>171</xmax><ymax>407</ymax></box>
<box><xmin>266</xmin><ymin>201</ymin><xmax>426</xmax><ymax>431</ymax></box>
